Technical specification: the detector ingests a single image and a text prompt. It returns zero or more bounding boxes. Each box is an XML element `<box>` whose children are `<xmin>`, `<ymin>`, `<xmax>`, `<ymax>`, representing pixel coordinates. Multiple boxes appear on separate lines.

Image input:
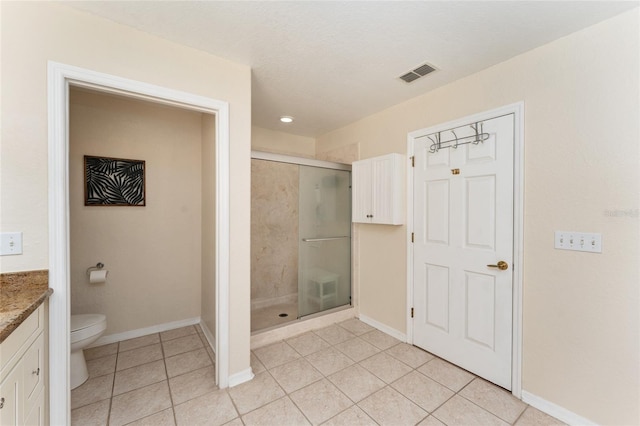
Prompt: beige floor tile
<box><xmin>314</xmin><ymin>324</ymin><xmax>355</xmax><ymax>345</ymax></box>
<box><xmin>109</xmin><ymin>381</ymin><xmax>172</xmax><ymax>426</ymax></box>
<box><xmin>432</xmin><ymin>394</ymin><xmax>509</xmax><ymax>426</ymax></box>
<box><xmin>174</xmin><ymin>389</ymin><xmax>238</xmax><ymax>426</ymax></box>
<box><xmin>84</xmin><ymin>343</ymin><xmax>118</xmax><ymax>361</ymax></box>
<box><xmin>71</xmin><ymin>373</ymin><xmax>114</xmax><ymax>410</ymax></box>
<box><xmin>127</xmin><ymin>408</ymin><xmax>176</xmax><ymax>426</ymax></box>
<box><xmin>269</xmin><ymin>358</ymin><xmax>323</xmax><ymax>393</ymax></box>
<box><xmin>359</xmin><ymin>352</ymin><xmax>413</xmax><ymax>384</ymax></box>
<box><xmin>328</xmin><ymin>364</ymin><xmax>385</xmax><ymax>403</ymax></box>
<box><xmin>228</xmin><ymin>371</ymin><xmax>285</xmax><ymax>415</ymax></box>
<box><xmin>250</xmin><ymin>351</ymin><xmax>266</xmax><ymax>374</ymax></box>
<box><xmin>359</xmin><ymin>329</ymin><xmax>401</xmax><ymax>350</ymax></box>
<box><xmin>160</xmin><ymin>326</ymin><xmax>197</xmax><ymax>342</ymax></box>
<box><xmin>242</xmin><ymin>396</ymin><xmax>310</xmax><ymax>426</ymax></box>
<box><xmin>162</xmin><ymin>334</ymin><xmax>204</xmax><ymax>358</ymax></box>
<box><xmin>385</xmin><ymin>343</ymin><xmax>434</xmax><ymax>368</ymax></box>
<box><xmin>358</xmin><ymin>386</ymin><xmax>428</xmax><ymax>426</ymax></box>
<box><xmin>338</xmin><ymin>319</ymin><xmax>375</xmax><ymax>336</ymax></box>
<box><xmin>391</xmin><ymin>370</ymin><xmax>454</xmax><ymax>413</ymax></box>
<box><xmin>223</xmin><ymin>418</ymin><xmax>244</xmax><ymax>426</ymax></box>
<box><xmin>286</xmin><ymin>332</ymin><xmax>331</xmax><ymax>356</ymax></box>
<box><xmin>169</xmin><ymin>366</ymin><xmax>217</xmax><ymax>405</ymax></box>
<box><xmin>305</xmin><ymin>347</ymin><xmax>354</xmax><ymax>376</ymax></box>
<box><xmin>290</xmin><ymin>379</ymin><xmax>353</xmax><ymax>425</ymax></box>
<box><xmin>418</xmin><ymin>415</ymin><xmax>446</xmax><ymax>425</ymax></box>
<box><xmin>116</xmin><ymin>344</ymin><xmax>163</xmax><ymax>371</ymax></box>
<box><xmin>322</xmin><ymin>405</ymin><xmax>377</xmax><ymax>426</ymax></box>
<box><xmin>113</xmin><ymin>360</ymin><xmax>167</xmax><ymax>396</ymax></box>
<box><xmin>334</xmin><ymin>337</ymin><xmax>380</xmax><ymax>362</ymax></box>
<box><xmin>119</xmin><ymin>333</ymin><xmax>160</xmax><ymax>352</ymax></box>
<box><xmin>206</xmin><ymin>345</ymin><xmax>216</xmax><ymax>364</ymax></box>
<box><xmin>515</xmin><ymin>406</ymin><xmax>567</xmax><ymax>426</ymax></box>
<box><xmin>165</xmin><ymin>348</ymin><xmax>212</xmax><ymax>378</ymax></box>
<box><xmin>70</xmin><ymin>399</ymin><xmax>110</xmax><ymax>426</ymax></box>
<box><xmin>460</xmin><ymin>378</ymin><xmax>527</xmax><ymax>423</ymax></box>
<box><xmin>87</xmin><ymin>354</ymin><xmax>116</xmax><ymax>378</ymax></box>
<box><xmin>418</xmin><ymin>358</ymin><xmax>475</xmax><ymax>392</ymax></box>
<box><xmin>253</xmin><ymin>341</ymin><xmax>301</xmax><ymax>369</ymax></box>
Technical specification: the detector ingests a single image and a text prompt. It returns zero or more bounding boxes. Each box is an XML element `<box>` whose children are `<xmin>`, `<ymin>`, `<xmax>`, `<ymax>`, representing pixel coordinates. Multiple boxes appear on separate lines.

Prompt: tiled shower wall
<box><xmin>251</xmin><ymin>159</ymin><xmax>299</xmax><ymax>308</ymax></box>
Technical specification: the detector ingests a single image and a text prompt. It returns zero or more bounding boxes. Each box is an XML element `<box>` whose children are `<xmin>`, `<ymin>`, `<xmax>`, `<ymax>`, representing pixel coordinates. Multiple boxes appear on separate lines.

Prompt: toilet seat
<box><xmin>70</xmin><ymin>314</ymin><xmax>107</xmax><ymax>343</ymax></box>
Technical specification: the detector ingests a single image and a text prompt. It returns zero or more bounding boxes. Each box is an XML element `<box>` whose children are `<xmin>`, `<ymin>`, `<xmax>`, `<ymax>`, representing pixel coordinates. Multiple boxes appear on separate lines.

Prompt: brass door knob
<box><xmin>487</xmin><ymin>261</ymin><xmax>509</xmax><ymax>270</ymax></box>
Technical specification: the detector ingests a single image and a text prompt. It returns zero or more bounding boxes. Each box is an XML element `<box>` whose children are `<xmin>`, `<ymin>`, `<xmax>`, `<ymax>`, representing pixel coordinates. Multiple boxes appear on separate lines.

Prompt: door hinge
<box><xmin>411</xmin><ymin>232</ymin><xmax>414</xmax><ymax>243</ymax></box>
<box><xmin>411</xmin><ymin>156</ymin><xmax>415</xmax><ymax>167</ymax></box>
<box><xmin>411</xmin><ymin>307</ymin><xmax>414</xmax><ymax>318</ymax></box>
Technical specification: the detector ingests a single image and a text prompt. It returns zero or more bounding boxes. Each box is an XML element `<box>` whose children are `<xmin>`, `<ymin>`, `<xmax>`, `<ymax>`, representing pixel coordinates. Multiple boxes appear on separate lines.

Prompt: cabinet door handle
<box><xmin>32</xmin><ymin>368</ymin><xmax>40</xmax><ymax>376</ymax></box>
<box><xmin>0</xmin><ymin>397</ymin><xmax>4</xmax><ymax>409</ymax></box>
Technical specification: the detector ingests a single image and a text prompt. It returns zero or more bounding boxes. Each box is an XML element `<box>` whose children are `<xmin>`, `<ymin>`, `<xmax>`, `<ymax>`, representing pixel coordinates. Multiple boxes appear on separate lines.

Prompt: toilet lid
<box><xmin>71</xmin><ymin>314</ymin><xmax>106</xmax><ymax>332</ymax></box>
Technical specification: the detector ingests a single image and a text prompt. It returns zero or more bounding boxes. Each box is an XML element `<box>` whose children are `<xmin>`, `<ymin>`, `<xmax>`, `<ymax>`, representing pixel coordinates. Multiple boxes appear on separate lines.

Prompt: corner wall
<box><xmin>201</xmin><ymin>114</ymin><xmax>217</xmax><ymax>342</ymax></box>
<box><xmin>316</xmin><ymin>10</ymin><xmax>640</xmax><ymax>425</ymax></box>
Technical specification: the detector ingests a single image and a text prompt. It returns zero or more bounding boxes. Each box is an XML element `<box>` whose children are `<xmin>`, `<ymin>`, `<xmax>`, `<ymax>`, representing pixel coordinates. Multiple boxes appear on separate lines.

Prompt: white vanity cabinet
<box><xmin>352</xmin><ymin>153</ymin><xmax>405</xmax><ymax>225</ymax></box>
<box><xmin>0</xmin><ymin>305</ymin><xmax>47</xmax><ymax>426</ymax></box>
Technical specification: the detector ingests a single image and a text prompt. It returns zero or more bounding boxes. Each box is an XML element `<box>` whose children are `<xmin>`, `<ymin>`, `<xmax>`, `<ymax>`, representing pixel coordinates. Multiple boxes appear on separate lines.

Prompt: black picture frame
<box><xmin>84</xmin><ymin>155</ymin><xmax>146</xmax><ymax>206</ymax></box>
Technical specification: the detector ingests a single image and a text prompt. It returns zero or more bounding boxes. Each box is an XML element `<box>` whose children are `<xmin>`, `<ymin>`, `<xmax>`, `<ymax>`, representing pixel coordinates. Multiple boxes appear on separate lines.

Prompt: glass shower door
<box><xmin>298</xmin><ymin>166</ymin><xmax>351</xmax><ymax>318</ymax></box>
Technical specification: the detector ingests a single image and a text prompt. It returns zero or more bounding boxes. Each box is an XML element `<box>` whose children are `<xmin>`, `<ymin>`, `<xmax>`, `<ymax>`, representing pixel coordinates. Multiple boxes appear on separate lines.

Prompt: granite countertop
<box><xmin>0</xmin><ymin>270</ymin><xmax>52</xmax><ymax>343</ymax></box>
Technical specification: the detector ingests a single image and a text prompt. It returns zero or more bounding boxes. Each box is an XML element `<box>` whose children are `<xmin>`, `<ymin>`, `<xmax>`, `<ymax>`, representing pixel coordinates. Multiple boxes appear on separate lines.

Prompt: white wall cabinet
<box><xmin>352</xmin><ymin>153</ymin><xmax>405</xmax><ymax>225</ymax></box>
<box><xmin>0</xmin><ymin>306</ymin><xmax>46</xmax><ymax>426</ymax></box>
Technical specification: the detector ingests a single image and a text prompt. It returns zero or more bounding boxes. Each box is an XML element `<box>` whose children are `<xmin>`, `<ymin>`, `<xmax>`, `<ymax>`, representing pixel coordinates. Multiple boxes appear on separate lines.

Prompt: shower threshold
<box><xmin>251</xmin><ymin>303</ymin><xmax>352</xmax><ymax>336</ymax></box>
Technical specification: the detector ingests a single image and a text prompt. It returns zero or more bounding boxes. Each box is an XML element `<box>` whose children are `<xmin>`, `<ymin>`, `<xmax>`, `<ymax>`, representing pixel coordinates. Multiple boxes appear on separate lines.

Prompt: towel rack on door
<box><xmin>417</xmin><ymin>122</ymin><xmax>490</xmax><ymax>153</ymax></box>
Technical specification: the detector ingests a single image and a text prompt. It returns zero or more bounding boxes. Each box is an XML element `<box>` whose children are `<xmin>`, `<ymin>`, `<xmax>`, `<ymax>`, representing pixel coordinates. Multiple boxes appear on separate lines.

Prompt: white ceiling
<box><xmin>64</xmin><ymin>1</ymin><xmax>637</xmax><ymax>137</ymax></box>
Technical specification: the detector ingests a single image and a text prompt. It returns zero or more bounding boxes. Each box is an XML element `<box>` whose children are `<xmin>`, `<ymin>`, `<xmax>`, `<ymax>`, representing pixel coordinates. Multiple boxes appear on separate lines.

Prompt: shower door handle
<box><xmin>302</xmin><ymin>236</ymin><xmax>350</xmax><ymax>242</ymax></box>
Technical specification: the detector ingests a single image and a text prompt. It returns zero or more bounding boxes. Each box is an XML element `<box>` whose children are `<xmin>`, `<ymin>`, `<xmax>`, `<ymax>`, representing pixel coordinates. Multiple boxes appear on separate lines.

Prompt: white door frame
<box><xmin>406</xmin><ymin>102</ymin><xmax>524</xmax><ymax>397</ymax></box>
<box><xmin>47</xmin><ymin>62</ymin><xmax>231</xmax><ymax>425</ymax></box>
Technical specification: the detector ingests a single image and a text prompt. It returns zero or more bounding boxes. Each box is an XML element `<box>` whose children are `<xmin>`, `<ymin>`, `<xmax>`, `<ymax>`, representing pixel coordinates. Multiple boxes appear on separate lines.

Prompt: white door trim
<box><xmin>406</xmin><ymin>102</ymin><xmax>524</xmax><ymax>397</ymax></box>
<box><xmin>47</xmin><ymin>61</ymin><xmax>231</xmax><ymax>425</ymax></box>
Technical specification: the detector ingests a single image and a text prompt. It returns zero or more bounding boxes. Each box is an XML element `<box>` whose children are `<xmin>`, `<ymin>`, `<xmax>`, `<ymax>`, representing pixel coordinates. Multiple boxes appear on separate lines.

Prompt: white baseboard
<box><xmin>521</xmin><ymin>390</ymin><xmax>597</xmax><ymax>426</ymax></box>
<box><xmin>199</xmin><ymin>321</ymin><xmax>216</xmax><ymax>355</ymax></box>
<box><xmin>358</xmin><ymin>314</ymin><xmax>407</xmax><ymax>342</ymax></box>
<box><xmin>89</xmin><ymin>317</ymin><xmax>201</xmax><ymax>347</ymax></box>
<box><xmin>228</xmin><ymin>367</ymin><xmax>254</xmax><ymax>387</ymax></box>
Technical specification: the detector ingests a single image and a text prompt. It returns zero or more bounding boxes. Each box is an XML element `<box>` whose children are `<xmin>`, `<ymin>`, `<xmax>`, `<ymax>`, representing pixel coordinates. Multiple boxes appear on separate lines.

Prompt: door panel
<box><xmin>298</xmin><ymin>166</ymin><xmax>351</xmax><ymax>317</ymax></box>
<box><xmin>413</xmin><ymin>114</ymin><xmax>514</xmax><ymax>390</ymax></box>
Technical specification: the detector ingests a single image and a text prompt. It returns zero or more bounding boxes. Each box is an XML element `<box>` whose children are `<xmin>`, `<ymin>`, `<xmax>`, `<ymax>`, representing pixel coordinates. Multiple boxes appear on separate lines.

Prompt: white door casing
<box><xmin>408</xmin><ymin>107</ymin><xmax>522</xmax><ymax>392</ymax></box>
<box><xmin>48</xmin><ymin>62</ymin><xmax>231</xmax><ymax>425</ymax></box>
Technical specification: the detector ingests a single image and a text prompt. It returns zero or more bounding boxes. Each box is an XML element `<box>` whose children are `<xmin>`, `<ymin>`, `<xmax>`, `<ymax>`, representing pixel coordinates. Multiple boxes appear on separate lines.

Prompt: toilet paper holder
<box><xmin>86</xmin><ymin>262</ymin><xmax>105</xmax><ymax>276</ymax></box>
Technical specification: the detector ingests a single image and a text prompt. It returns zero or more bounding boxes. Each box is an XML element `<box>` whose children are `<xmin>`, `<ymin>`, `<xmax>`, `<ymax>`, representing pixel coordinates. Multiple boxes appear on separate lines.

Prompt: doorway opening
<box><xmin>48</xmin><ymin>62</ymin><xmax>230</xmax><ymax>425</ymax></box>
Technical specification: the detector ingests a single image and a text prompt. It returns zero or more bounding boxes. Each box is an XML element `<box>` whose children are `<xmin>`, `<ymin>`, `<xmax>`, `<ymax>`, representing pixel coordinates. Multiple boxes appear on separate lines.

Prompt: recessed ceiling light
<box><xmin>280</xmin><ymin>116</ymin><xmax>294</xmax><ymax>123</ymax></box>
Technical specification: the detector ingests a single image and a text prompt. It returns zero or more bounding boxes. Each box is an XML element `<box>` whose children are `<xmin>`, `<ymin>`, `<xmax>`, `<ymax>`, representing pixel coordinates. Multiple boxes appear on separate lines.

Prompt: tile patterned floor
<box><xmin>71</xmin><ymin>320</ymin><xmax>565</xmax><ymax>426</ymax></box>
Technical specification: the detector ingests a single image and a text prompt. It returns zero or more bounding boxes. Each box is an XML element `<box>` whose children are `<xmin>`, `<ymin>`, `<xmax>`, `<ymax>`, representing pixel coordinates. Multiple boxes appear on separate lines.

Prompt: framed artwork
<box><xmin>84</xmin><ymin>155</ymin><xmax>146</xmax><ymax>206</ymax></box>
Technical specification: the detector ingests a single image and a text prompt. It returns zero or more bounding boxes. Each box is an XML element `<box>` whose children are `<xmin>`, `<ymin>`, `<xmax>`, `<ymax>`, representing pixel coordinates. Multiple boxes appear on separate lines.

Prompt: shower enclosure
<box><xmin>251</xmin><ymin>151</ymin><xmax>351</xmax><ymax>332</ymax></box>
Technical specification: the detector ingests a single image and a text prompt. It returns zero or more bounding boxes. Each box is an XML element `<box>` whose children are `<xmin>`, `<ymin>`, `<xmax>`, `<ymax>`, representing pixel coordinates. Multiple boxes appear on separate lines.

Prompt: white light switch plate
<box><xmin>0</xmin><ymin>232</ymin><xmax>23</xmax><ymax>255</ymax></box>
<box><xmin>554</xmin><ymin>231</ymin><xmax>602</xmax><ymax>253</ymax></box>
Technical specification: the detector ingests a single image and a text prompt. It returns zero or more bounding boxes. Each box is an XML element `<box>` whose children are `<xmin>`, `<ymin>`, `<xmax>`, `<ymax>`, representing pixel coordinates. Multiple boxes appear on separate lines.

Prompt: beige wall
<box><xmin>252</xmin><ymin>126</ymin><xmax>315</xmax><ymax>157</ymax></box>
<box><xmin>317</xmin><ymin>10</ymin><xmax>639</xmax><ymax>425</ymax></box>
<box><xmin>251</xmin><ymin>160</ymin><xmax>299</xmax><ymax>305</ymax></box>
<box><xmin>201</xmin><ymin>114</ymin><xmax>216</xmax><ymax>338</ymax></box>
<box><xmin>69</xmin><ymin>89</ymin><xmax>203</xmax><ymax>335</ymax></box>
<box><xmin>0</xmin><ymin>2</ymin><xmax>251</xmax><ymax>377</ymax></box>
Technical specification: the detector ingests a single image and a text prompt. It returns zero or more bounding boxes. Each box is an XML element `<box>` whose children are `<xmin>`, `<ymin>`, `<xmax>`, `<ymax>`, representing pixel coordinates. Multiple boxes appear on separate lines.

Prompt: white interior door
<box><xmin>413</xmin><ymin>114</ymin><xmax>514</xmax><ymax>389</ymax></box>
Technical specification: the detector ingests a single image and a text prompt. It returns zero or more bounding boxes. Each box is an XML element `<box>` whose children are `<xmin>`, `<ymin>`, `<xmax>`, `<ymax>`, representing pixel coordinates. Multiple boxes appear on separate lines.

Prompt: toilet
<box><xmin>70</xmin><ymin>314</ymin><xmax>107</xmax><ymax>389</ymax></box>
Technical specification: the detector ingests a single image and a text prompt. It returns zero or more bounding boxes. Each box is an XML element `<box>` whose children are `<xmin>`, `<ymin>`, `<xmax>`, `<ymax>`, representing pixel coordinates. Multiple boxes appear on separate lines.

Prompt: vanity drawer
<box><xmin>0</xmin><ymin>306</ymin><xmax>43</xmax><ymax>381</ymax></box>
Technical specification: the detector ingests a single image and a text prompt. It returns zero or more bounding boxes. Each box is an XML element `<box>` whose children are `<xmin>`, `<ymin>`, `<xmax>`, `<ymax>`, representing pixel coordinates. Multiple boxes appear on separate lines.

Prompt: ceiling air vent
<box><xmin>399</xmin><ymin>62</ymin><xmax>437</xmax><ymax>83</ymax></box>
